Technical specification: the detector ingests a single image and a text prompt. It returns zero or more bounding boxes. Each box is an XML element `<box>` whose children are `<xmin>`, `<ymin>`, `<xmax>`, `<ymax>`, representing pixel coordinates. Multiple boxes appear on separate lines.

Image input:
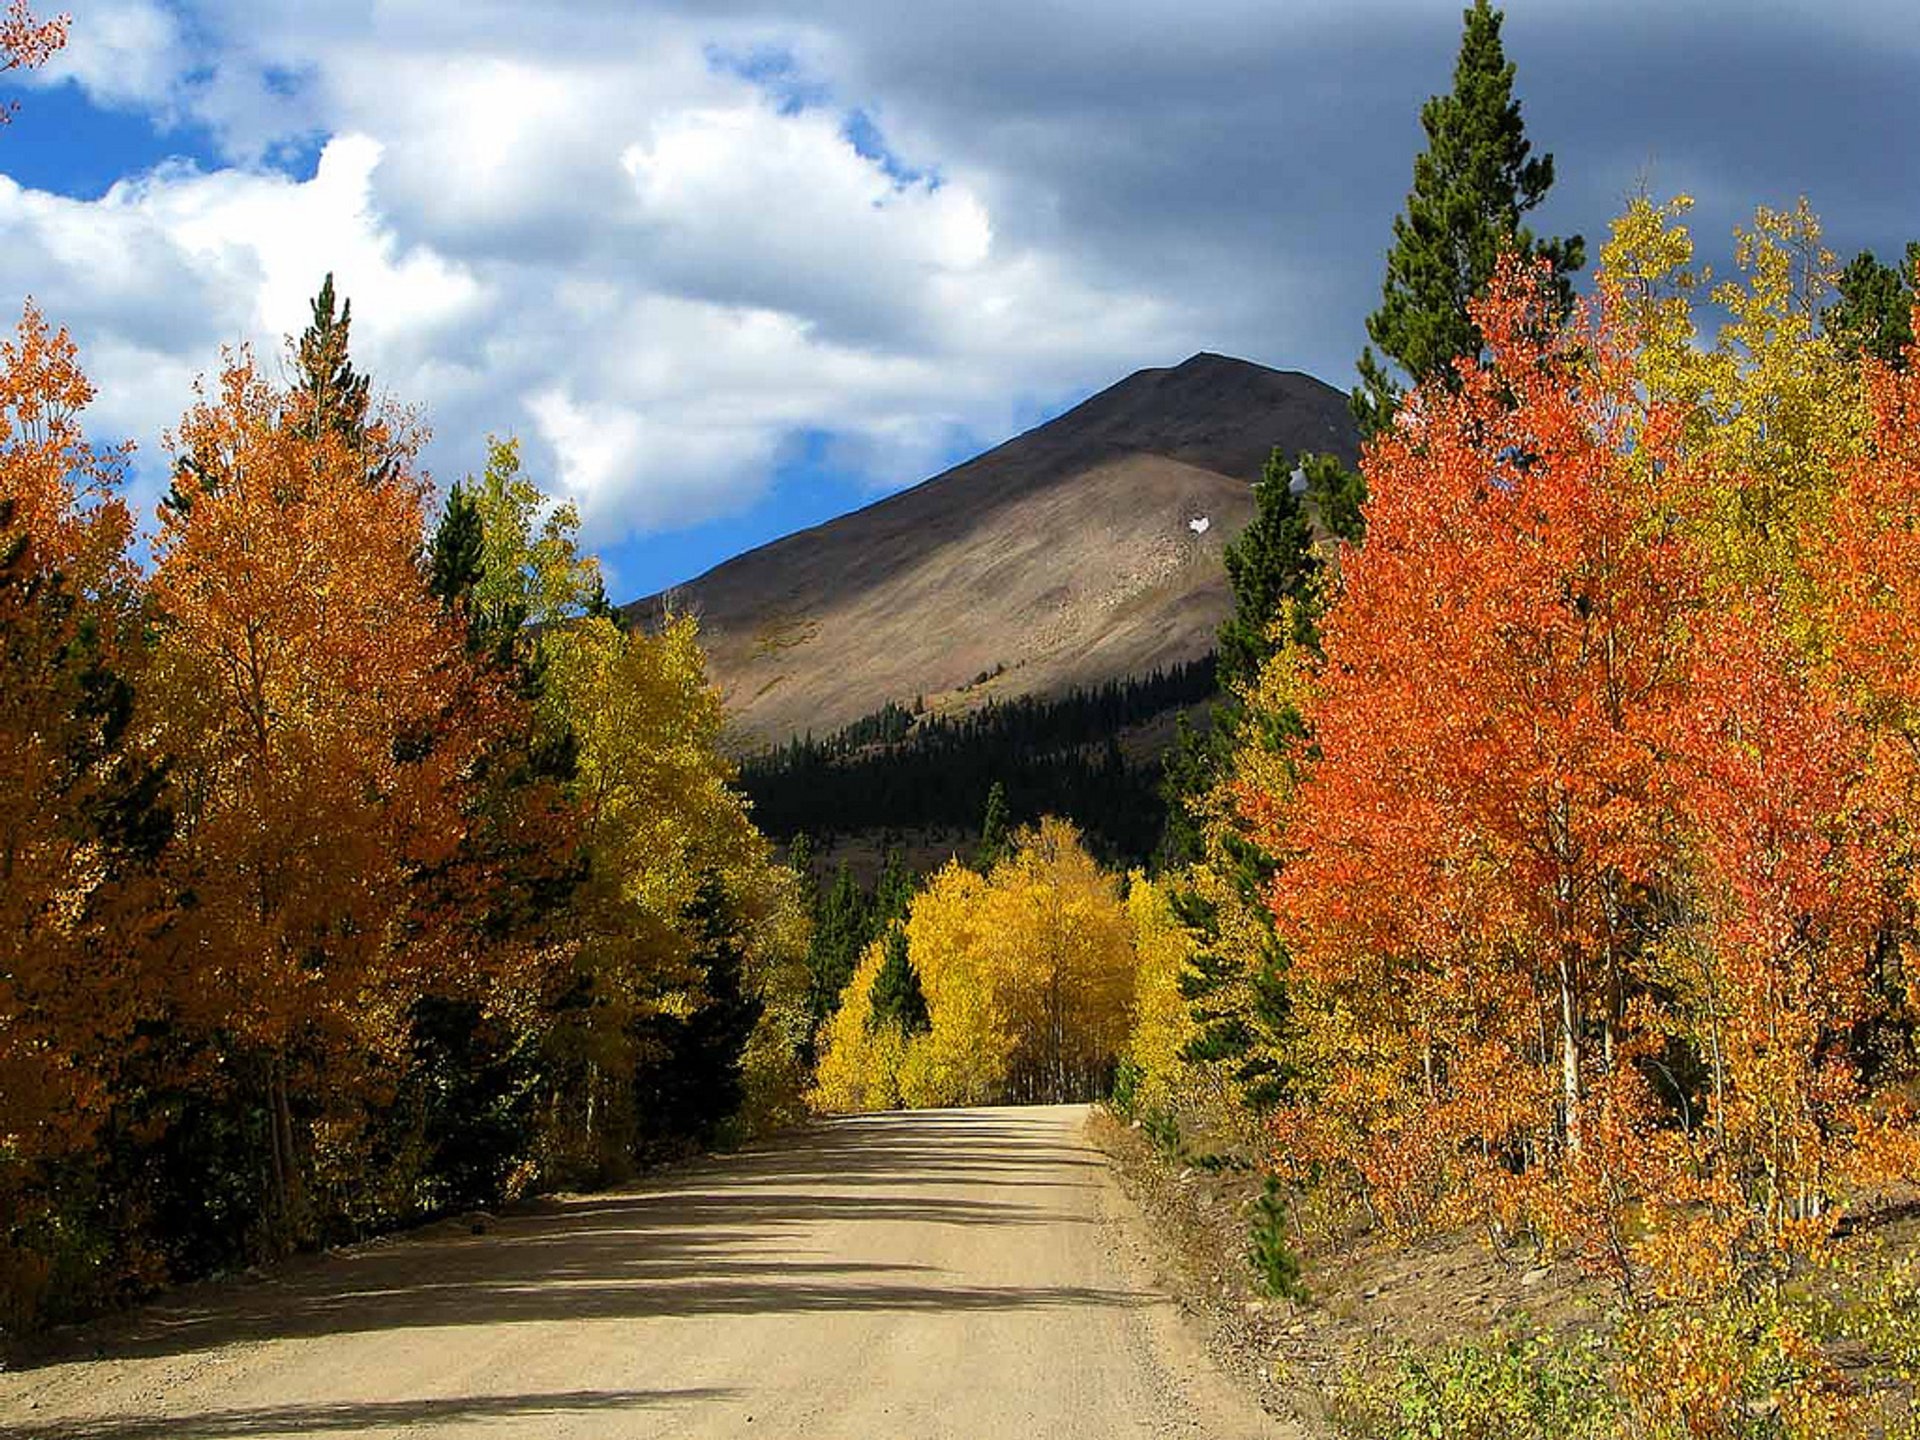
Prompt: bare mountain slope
<box><xmin>627</xmin><ymin>353</ymin><xmax>1358</xmax><ymax>747</ymax></box>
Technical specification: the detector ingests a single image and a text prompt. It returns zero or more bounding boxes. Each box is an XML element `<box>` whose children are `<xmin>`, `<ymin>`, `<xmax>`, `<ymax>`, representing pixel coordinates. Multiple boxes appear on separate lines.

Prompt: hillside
<box><xmin>625</xmin><ymin>353</ymin><xmax>1359</xmax><ymax>748</ymax></box>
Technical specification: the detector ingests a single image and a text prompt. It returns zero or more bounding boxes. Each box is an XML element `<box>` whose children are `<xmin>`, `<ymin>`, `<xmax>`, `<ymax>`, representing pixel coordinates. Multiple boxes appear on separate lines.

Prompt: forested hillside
<box><xmin>739</xmin><ymin>658</ymin><xmax>1216</xmax><ymax>864</ymax></box>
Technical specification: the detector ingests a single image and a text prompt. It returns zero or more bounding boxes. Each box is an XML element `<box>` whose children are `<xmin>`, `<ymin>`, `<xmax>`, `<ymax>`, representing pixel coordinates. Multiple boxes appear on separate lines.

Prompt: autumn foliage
<box><xmin>0</xmin><ymin>300</ymin><xmax>808</xmax><ymax>1333</ymax></box>
<box><xmin>812</xmin><ymin>818</ymin><xmax>1136</xmax><ymax>1111</ymax></box>
<box><xmin>0</xmin><ymin>1</ymin><xmax>67</xmax><ymax>129</ymax></box>
<box><xmin>0</xmin><ymin>307</ymin><xmax>158</xmax><ymax>1319</ymax></box>
<box><xmin>1185</xmin><ymin>201</ymin><xmax>1920</xmax><ymax>1432</ymax></box>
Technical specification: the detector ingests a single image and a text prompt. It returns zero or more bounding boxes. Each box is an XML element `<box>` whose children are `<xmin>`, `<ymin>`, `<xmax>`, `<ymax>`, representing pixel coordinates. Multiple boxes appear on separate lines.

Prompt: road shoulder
<box><xmin>1086</xmin><ymin>1110</ymin><xmax>1314</xmax><ymax>1439</ymax></box>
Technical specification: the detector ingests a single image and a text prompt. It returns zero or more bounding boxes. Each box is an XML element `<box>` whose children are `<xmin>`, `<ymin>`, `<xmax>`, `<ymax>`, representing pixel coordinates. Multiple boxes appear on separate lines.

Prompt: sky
<box><xmin>5</xmin><ymin>1</ymin><xmax>1918</xmax><ymax>600</ymax></box>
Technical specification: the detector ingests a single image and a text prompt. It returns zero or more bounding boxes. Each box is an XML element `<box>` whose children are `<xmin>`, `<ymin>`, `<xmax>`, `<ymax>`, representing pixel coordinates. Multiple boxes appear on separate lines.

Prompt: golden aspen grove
<box><xmin>812</xmin><ymin>817</ymin><xmax>1135</xmax><ymax>1111</ymax></box>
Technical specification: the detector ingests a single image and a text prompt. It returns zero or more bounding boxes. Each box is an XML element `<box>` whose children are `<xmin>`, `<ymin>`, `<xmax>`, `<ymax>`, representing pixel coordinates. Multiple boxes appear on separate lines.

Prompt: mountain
<box><xmin>626</xmin><ymin>353</ymin><xmax>1359</xmax><ymax>749</ymax></box>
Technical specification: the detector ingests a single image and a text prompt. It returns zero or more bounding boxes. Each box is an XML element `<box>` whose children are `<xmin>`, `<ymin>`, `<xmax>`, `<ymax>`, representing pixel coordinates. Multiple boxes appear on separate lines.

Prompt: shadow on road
<box><xmin>16</xmin><ymin>1108</ymin><xmax>1140</xmax><ymax>1369</ymax></box>
<box><xmin>8</xmin><ymin>1387</ymin><xmax>737</xmax><ymax>1439</ymax></box>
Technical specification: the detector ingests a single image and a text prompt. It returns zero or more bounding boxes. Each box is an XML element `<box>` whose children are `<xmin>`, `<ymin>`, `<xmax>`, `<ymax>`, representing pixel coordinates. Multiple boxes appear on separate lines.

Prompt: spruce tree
<box><xmin>1301</xmin><ymin>451</ymin><xmax>1368</xmax><ymax>547</ymax></box>
<box><xmin>429</xmin><ymin>482</ymin><xmax>485</xmax><ymax>618</ymax></box>
<box><xmin>787</xmin><ymin>832</ymin><xmax>816</xmax><ymax>904</ymax></box>
<box><xmin>806</xmin><ymin>862</ymin><xmax>871</xmax><ymax>1023</ymax></box>
<box><xmin>290</xmin><ymin>273</ymin><xmax>400</xmax><ymax>487</ymax></box>
<box><xmin>1827</xmin><ymin>244</ymin><xmax>1919</xmax><ymax>367</ymax></box>
<box><xmin>403</xmin><ymin>473</ymin><xmax>583</xmax><ymax>1202</ymax></box>
<box><xmin>1174</xmin><ymin>845</ymin><xmax>1293</xmax><ymax>1112</ymax></box>
<box><xmin>1162</xmin><ymin>444</ymin><xmax>1336</xmax><ymax>1106</ymax></box>
<box><xmin>632</xmin><ymin>876</ymin><xmax>764</xmax><ymax>1154</ymax></box>
<box><xmin>1217</xmin><ymin>448</ymin><xmax>1321</xmax><ymax>694</ymax></box>
<box><xmin>1155</xmin><ymin>448</ymin><xmax>1340</xmax><ymax>869</ymax></box>
<box><xmin>295</xmin><ymin>274</ymin><xmax>373</xmax><ymax>445</ymax></box>
<box><xmin>872</xmin><ymin>847</ymin><xmax>916</xmax><ymax>930</ymax></box>
<box><xmin>975</xmin><ymin>781</ymin><xmax>1010</xmax><ymax>873</ymax></box>
<box><xmin>867</xmin><ymin>925</ymin><xmax>930</xmax><ymax>1037</ymax></box>
<box><xmin>1154</xmin><ymin>714</ymin><xmax>1213</xmax><ymax>870</ymax></box>
<box><xmin>1353</xmin><ymin>0</ymin><xmax>1584</xmax><ymax>439</ymax></box>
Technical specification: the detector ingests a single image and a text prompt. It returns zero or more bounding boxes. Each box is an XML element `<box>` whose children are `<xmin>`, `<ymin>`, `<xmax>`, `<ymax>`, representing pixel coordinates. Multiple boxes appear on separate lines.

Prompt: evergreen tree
<box><xmin>872</xmin><ymin>847</ymin><xmax>916</xmax><ymax>930</ymax></box>
<box><xmin>787</xmin><ymin>832</ymin><xmax>817</xmax><ymax>904</ymax></box>
<box><xmin>806</xmin><ymin>862</ymin><xmax>871</xmax><ymax>1023</ymax></box>
<box><xmin>737</xmin><ymin>662</ymin><xmax>1214</xmax><ymax>867</ymax></box>
<box><xmin>0</xmin><ymin>503</ymin><xmax>174</xmax><ymax>875</ymax></box>
<box><xmin>1160</xmin><ymin>443</ymin><xmax>1341</xmax><ymax>868</ymax></box>
<box><xmin>975</xmin><ymin>780</ymin><xmax>1010</xmax><ymax>873</ymax></box>
<box><xmin>867</xmin><ymin>924</ymin><xmax>930</xmax><ymax>1037</ymax></box>
<box><xmin>401</xmin><ymin>467</ymin><xmax>584</xmax><ymax>1208</ymax></box>
<box><xmin>294</xmin><ymin>275</ymin><xmax>372</xmax><ymax>445</ymax></box>
<box><xmin>1154</xmin><ymin>713</ymin><xmax>1219</xmax><ymax>871</ymax></box>
<box><xmin>1173</xmin><ymin>846</ymin><xmax>1293</xmax><ymax>1112</ymax></box>
<box><xmin>1301</xmin><ymin>450</ymin><xmax>1368</xmax><ymax>547</ymax></box>
<box><xmin>429</xmin><ymin>482</ymin><xmax>485</xmax><ymax>618</ymax></box>
<box><xmin>1827</xmin><ymin>244</ymin><xmax>1919</xmax><ymax>367</ymax></box>
<box><xmin>1352</xmin><ymin>0</ymin><xmax>1583</xmax><ymax>439</ymax></box>
<box><xmin>172</xmin><ymin>273</ymin><xmax>396</xmax><ymax>515</ymax></box>
<box><xmin>1217</xmin><ymin>448</ymin><xmax>1321</xmax><ymax>694</ymax></box>
<box><xmin>631</xmin><ymin>876</ymin><xmax>764</xmax><ymax>1154</ymax></box>
<box><xmin>583</xmin><ymin>569</ymin><xmax>620</xmax><ymax>621</ymax></box>
<box><xmin>1163</xmin><ymin>443</ymin><xmax>1336</xmax><ymax>1100</ymax></box>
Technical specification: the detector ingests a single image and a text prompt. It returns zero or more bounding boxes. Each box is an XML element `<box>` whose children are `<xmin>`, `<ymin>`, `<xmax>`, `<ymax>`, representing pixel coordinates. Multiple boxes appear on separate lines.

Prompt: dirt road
<box><xmin>2</xmin><ymin>1105</ymin><xmax>1294</xmax><ymax>1439</ymax></box>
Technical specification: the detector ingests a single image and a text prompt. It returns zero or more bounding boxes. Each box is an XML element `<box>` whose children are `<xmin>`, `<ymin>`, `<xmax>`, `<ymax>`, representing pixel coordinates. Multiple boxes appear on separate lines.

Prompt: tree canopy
<box><xmin>1352</xmin><ymin>0</ymin><xmax>1583</xmax><ymax>439</ymax></box>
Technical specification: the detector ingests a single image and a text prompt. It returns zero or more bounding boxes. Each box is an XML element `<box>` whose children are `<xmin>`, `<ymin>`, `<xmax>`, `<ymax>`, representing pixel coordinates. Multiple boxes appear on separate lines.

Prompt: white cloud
<box><xmin>0</xmin><ymin>135</ymin><xmax>481</xmax><ymax>485</ymax></box>
<box><xmin>33</xmin><ymin>0</ymin><xmax>187</xmax><ymax>109</ymax></box>
<box><xmin>1</xmin><ymin>11</ymin><xmax>1181</xmax><ymax>554</ymax></box>
<box><xmin>27</xmin><ymin>0</ymin><xmax>1909</xmax><ymax>574</ymax></box>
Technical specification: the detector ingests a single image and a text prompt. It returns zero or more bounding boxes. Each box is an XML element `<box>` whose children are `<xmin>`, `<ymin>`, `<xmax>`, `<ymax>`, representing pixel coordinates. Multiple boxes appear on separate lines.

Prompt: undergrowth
<box><xmin>1335</xmin><ymin>1328</ymin><xmax>1617</xmax><ymax>1440</ymax></box>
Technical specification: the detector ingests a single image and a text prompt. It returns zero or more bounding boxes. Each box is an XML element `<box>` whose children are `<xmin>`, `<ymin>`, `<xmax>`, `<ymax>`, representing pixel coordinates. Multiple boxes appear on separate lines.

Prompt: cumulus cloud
<box><xmin>0</xmin><ymin>135</ymin><xmax>480</xmax><ymax>467</ymax></box>
<box><xmin>33</xmin><ymin>0</ymin><xmax>187</xmax><ymax>110</ymax></box>
<box><xmin>8</xmin><ymin>0</ymin><xmax>1917</xmax><ymax>565</ymax></box>
<box><xmin>5</xmin><ymin>5</ymin><xmax>1188</xmax><ymax>548</ymax></box>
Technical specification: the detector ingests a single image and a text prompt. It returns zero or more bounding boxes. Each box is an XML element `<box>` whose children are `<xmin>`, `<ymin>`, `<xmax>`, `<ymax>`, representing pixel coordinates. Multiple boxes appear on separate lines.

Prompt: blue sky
<box><xmin>6</xmin><ymin>2</ymin><xmax>1918</xmax><ymax>600</ymax></box>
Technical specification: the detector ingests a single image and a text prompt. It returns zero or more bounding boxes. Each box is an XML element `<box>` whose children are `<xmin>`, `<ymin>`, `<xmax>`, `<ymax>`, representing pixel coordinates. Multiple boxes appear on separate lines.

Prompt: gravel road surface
<box><xmin>1</xmin><ymin>1105</ymin><xmax>1295</xmax><ymax>1439</ymax></box>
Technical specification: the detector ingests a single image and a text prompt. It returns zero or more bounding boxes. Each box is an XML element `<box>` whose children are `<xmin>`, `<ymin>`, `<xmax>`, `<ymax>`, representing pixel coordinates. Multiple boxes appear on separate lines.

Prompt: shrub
<box><xmin>1246</xmin><ymin>1173</ymin><xmax>1308</xmax><ymax>1301</ymax></box>
<box><xmin>1342</xmin><ymin>1330</ymin><xmax>1617</xmax><ymax>1440</ymax></box>
<box><xmin>1141</xmin><ymin>1105</ymin><xmax>1181</xmax><ymax>1157</ymax></box>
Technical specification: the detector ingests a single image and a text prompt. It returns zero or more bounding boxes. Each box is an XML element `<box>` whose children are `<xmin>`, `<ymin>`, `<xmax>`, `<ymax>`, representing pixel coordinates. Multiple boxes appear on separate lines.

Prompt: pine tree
<box><xmin>429</xmin><ymin>481</ymin><xmax>485</xmax><ymax>618</ymax></box>
<box><xmin>975</xmin><ymin>780</ymin><xmax>1010</xmax><ymax>872</ymax></box>
<box><xmin>1173</xmin><ymin>844</ymin><xmax>1292</xmax><ymax>1112</ymax></box>
<box><xmin>1155</xmin><ymin>447</ymin><xmax>1332</xmax><ymax>871</ymax></box>
<box><xmin>295</xmin><ymin>274</ymin><xmax>372</xmax><ymax>444</ymax></box>
<box><xmin>403</xmin><ymin>462</ymin><xmax>581</xmax><ymax>1207</ymax></box>
<box><xmin>1301</xmin><ymin>450</ymin><xmax>1368</xmax><ymax>547</ymax></box>
<box><xmin>1162</xmin><ymin>442</ymin><xmax>1334</xmax><ymax>1106</ymax></box>
<box><xmin>632</xmin><ymin>876</ymin><xmax>765</xmax><ymax>1154</ymax></box>
<box><xmin>583</xmin><ymin>569</ymin><xmax>619</xmax><ymax>621</ymax></box>
<box><xmin>1217</xmin><ymin>448</ymin><xmax>1321</xmax><ymax>694</ymax></box>
<box><xmin>1827</xmin><ymin>244</ymin><xmax>1919</xmax><ymax>367</ymax></box>
<box><xmin>872</xmin><ymin>847</ymin><xmax>917</xmax><ymax>930</ymax></box>
<box><xmin>1352</xmin><ymin>0</ymin><xmax>1583</xmax><ymax>439</ymax></box>
<box><xmin>867</xmin><ymin>924</ymin><xmax>930</xmax><ymax>1037</ymax></box>
<box><xmin>1154</xmin><ymin>714</ymin><xmax>1215</xmax><ymax>870</ymax></box>
<box><xmin>787</xmin><ymin>832</ymin><xmax>817</xmax><ymax>904</ymax></box>
<box><xmin>807</xmin><ymin>862</ymin><xmax>871</xmax><ymax>1023</ymax></box>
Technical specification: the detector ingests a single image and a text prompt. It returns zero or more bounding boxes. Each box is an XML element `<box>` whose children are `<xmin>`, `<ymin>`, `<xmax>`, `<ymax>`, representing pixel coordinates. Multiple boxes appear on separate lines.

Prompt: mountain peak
<box><xmin>631</xmin><ymin>357</ymin><xmax>1359</xmax><ymax>745</ymax></box>
<box><xmin>1171</xmin><ymin>350</ymin><xmax>1270</xmax><ymax>372</ymax></box>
